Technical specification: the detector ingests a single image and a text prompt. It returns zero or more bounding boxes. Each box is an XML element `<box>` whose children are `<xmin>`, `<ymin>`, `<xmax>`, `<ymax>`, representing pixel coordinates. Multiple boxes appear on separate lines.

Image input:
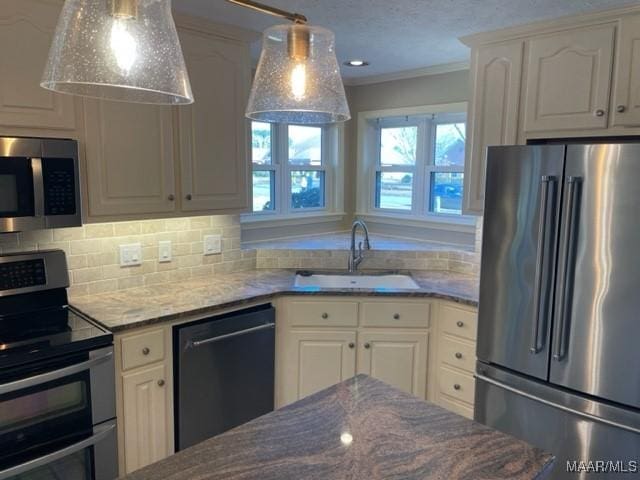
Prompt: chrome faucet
<box><xmin>348</xmin><ymin>219</ymin><xmax>371</xmax><ymax>273</ymax></box>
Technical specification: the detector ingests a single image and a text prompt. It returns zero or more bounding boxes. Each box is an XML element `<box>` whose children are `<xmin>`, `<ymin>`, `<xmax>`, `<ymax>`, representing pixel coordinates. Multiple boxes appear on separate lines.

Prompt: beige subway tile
<box><xmin>191</xmin><ymin>265</ymin><xmax>214</xmax><ymax>277</ymax></box>
<box><xmin>222</xmin><ymin>225</ymin><xmax>241</xmax><ymax>239</ymax></box>
<box><xmin>68</xmin><ymin>284</ymin><xmax>89</xmax><ymax>297</ymax></box>
<box><xmin>85</xmin><ymin>223</ymin><xmax>115</xmax><ymax>238</ymax></box>
<box><xmin>5</xmin><ymin>243</ymin><xmax>36</xmax><ymax>253</ymax></box>
<box><xmin>71</xmin><ymin>239</ymin><xmax>102</xmax><ymax>255</ymax></box>
<box><xmin>67</xmin><ymin>255</ymin><xmax>88</xmax><ymax>270</ymax></box>
<box><xmin>170</xmin><ymin>269</ymin><xmax>192</xmax><ymax>282</ymax></box>
<box><xmin>117</xmin><ymin>276</ymin><xmax>144</xmax><ymax>290</ymax></box>
<box><xmin>203</xmin><ymin>253</ymin><xmax>223</xmax><ymax>265</ymax></box>
<box><xmin>73</xmin><ymin>267</ymin><xmax>103</xmax><ymax>284</ymax></box>
<box><xmin>157</xmin><ymin>261</ymin><xmax>178</xmax><ymax>272</ymax></box>
<box><xmin>20</xmin><ymin>230</ymin><xmax>53</xmax><ymax>244</ymax></box>
<box><xmin>257</xmin><ymin>258</ymin><xmax>278</xmax><ymax>269</ymax></box>
<box><xmin>177</xmin><ymin>254</ymin><xmax>200</xmax><ymax>269</ymax></box>
<box><xmin>191</xmin><ymin>242</ymin><xmax>204</xmax><ymax>254</ymax></box>
<box><xmin>88</xmin><ymin>279</ymin><xmax>118</xmax><ymax>295</ymax></box>
<box><xmin>211</xmin><ymin>215</ymin><xmax>239</xmax><ymax>226</ymax></box>
<box><xmin>139</xmin><ymin>234</ymin><xmax>157</xmax><ymax>247</ymax></box>
<box><xmin>140</xmin><ymin>220</ymin><xmax>166</xmax><ymax>234</ymax></box>
<box><xmin>143</xmin><ymin>246</ymin><xmax>158</xmax><ymax>260</ymax></box>
<box><xmin>144</xmin><ymin>272</ymin><xmax>171</xmax><ymax>285</ymax></box>
<box><xmin>113</xmin><ymin>221</ymin><xmax>141</xmax><ymax>236</ymax></box>
<box><xmin>189</xmin><ymin>216</ymin><xmax>212</xmax><ymax>229</ymax></box>
<box><xmin>222</xmin><ymin>250</ymin><xmax>242</xmax><ymax>262</ymax></box>
<box><xmin>174</xmin><ymin>243</ymin><xmax>191</xmax><ymax>256</ymax></box>
<box><xmin>38</xmin><ymin>241</ymin><xmax>71</xmax><ymax>255</ymax></box>
<box><xmin>165</xmin><ymin>218</ymin><xmax>190</xmax><ymax>231</ymax></box>
<box><xmin>157</xmin><ymin>232</ymin><xmax>179</xmax><ymax>243</ymax></box>
<box><xmin>102</xmin><ymin>264</ymin><xmax>130</xmax><ymax>280</ymax></box>
<box><xmin>177</xmin><ymin>230</ymin><xmax>200</xmax><ymax>243</ymax></box>
<box><xmin>87</xmin><ymin>251</ymin><xmax>118</xmax><ymax>267</ymax></box>
<box><xmin>53</xmin><ymin>227</ymin><xmax>85</xmax><ymax>241</ymax></box>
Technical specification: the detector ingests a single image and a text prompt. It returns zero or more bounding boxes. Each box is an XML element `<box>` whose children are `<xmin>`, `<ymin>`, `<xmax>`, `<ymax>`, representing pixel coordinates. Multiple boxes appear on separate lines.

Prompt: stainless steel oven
<box><xmin>0</xmin><ymin>137</ymin><xmax>81</xmax><ymax>233</ymax></box>
<box><xmin>0</xmin><ymin>250</ymin><xmax>116</xmax><ymax>480</ymax></box>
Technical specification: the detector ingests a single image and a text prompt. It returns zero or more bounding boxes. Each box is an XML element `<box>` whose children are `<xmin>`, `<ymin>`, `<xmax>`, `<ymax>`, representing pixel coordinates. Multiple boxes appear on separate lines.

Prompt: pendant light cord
<box><xmin>226</xmin><ymin>0</ymin><xmax>308</xmax><ymax>24</ymax></box>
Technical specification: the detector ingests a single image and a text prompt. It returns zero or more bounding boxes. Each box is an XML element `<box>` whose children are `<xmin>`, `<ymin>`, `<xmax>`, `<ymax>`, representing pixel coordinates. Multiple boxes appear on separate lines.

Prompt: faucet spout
<box><xmin>348</xmin><ymin>219</ymin><xmax>371</xmax><ymax>273</ymax></box>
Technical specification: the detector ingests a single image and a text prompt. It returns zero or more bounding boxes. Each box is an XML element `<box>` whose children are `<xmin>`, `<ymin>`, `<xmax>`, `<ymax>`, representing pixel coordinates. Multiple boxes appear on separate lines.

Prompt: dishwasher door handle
<box><xmin>186</xmin><ymin>322</ymin><xmax>275</xmax><ymax>349</ymax></box>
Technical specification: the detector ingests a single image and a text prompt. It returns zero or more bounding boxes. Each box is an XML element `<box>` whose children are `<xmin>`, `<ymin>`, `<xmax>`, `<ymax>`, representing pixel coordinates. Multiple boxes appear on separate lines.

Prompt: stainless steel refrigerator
<box><xmin>475</xmin><ymin>144</ymin><xmax>640</xmax><ymax>479</ymax></box>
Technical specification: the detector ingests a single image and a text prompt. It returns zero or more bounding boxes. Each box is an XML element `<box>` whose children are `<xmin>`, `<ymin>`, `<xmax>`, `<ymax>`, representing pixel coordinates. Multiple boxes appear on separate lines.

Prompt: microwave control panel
<box><xmin>42</xmin><ymin>158</ymin><xmax>77</xmax><ymax>216</ymax></box>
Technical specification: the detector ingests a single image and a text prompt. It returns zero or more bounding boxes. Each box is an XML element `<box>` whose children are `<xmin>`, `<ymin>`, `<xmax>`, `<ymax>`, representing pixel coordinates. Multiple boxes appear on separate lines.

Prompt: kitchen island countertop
<box><xmin>119</xmin><ymin>375</ymin><xmax>554</xmax><ymax>480</ymax></box>
<box><xmin>70</xmin><ymin>269</ymin><xmax>478</xmax><ymax>332</ymax></box>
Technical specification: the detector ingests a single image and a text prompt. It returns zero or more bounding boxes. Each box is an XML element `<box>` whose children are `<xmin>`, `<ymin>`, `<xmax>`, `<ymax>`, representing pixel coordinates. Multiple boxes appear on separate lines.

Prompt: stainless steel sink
<box><xmin>294</xmin><ymin>272</ymin><xmax>420</xmax><ymax>290</ymax></box>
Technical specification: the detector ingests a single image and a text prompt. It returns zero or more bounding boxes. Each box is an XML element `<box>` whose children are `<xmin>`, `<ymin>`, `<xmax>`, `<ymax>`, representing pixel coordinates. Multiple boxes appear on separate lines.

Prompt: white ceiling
<box><xmin>174</xmin><ymin>0</ymin><xmax>638</xmax><ymax>82</ymax></box>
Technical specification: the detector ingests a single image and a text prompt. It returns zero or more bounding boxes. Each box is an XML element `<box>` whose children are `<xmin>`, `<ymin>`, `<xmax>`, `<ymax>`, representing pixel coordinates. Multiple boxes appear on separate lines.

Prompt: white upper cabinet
<box><xmin>0</xmin><ymin>0</ymin><xmax>77</xmax><ymax>133</ymax></box>
<box><xmin>522</xmin><ymin>24</ymin><xmax>616</xmax><ymax>132</ymax></box>
<box><xmin>464</xmin><ymin>41</ymin><xmax>523</xmax><ymax>214</ymax></box>
<box><xmin>177</xmin><ymin>28</ymin><xmax>250</xmax><ymax>213</ymax></box>
<box><xmin>611</xmin><ymin>14</ymin><xmax>640</xmax><ymax>127</ymax></box>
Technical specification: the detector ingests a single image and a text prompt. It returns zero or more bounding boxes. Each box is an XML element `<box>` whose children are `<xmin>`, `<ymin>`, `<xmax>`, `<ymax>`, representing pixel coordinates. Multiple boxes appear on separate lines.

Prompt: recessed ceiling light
<box><xmin>344</xmin><ymin>59</ymin><xmax>369</xmax><ymax>67</ymax></box>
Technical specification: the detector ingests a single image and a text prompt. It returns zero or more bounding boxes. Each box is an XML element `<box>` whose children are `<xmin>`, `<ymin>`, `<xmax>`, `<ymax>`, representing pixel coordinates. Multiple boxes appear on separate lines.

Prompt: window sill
<box><xmin>241</xmin><ymin>212</ymin><xmax>346</xmax><ymax>230</ymax></box>
<box><xmin>356</xmin><ymin>212</ymin><xmax>476</xmax><ymax>233</ymax></box>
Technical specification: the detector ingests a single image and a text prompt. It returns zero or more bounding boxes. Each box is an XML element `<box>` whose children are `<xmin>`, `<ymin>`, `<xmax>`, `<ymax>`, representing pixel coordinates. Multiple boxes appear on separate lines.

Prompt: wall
<box><xmin>0</xmin><ymin>215</ymin><xmax>255</xmax><ymax>297</ymax></box>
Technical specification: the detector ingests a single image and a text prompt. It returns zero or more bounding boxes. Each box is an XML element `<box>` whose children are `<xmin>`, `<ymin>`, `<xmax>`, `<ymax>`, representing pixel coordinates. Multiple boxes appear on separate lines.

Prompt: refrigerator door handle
<box><xmin>475</xmin><ymin>373</ymin><xmax>640</xmax><ymax>435</ymax></box>
<box><xmin>553</xmin><ymin>176</ymin><xmax>582</xmax><ymax>361</ymax></box>
<box><xmin>530</xmin><ymin>175</ymin><xmax>556</xmax><ymax>354</ymax></box>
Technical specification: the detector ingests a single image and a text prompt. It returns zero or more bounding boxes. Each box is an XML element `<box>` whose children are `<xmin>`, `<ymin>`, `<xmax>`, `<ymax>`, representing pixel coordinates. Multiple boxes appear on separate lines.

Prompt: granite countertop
<box><xmin>120</xmin><ymin>375</ymin><xmax>554</xmax><ymax>480</ymax></box>
<box><xmin>70</xmin><ymin>269</ymin><xmax>479</xmax><ymax>332</ymax></box>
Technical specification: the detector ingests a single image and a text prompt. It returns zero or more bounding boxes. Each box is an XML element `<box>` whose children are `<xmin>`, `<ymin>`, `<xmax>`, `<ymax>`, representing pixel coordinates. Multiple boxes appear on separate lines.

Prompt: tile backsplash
<box><xmin>0</xmin><ymin>215</ymin><xmax>255</xmax><ymax>297</ymax></box>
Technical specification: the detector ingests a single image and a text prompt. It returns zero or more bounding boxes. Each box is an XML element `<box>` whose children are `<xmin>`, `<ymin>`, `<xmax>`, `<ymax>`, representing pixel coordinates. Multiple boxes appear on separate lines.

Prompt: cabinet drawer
<box><xmin>440</xmin><ymin>336</ymin><xmax>475</xmax><ymax>373</ymax></box>
<box><xmin>438</xmin><ymin>395</ymin><xmax>474</xmax><ymax>420</ymax></box>
<box><xmin>287</xmin><ymin>300</ymin><xmax>358</xmax><ymax>327</ymax></box>
<box><xmin>360</xmin><ymin>302</ymin><xmax>430</xmax><ymax>328</ymax></box>
<box><xmin>438</xmin><ymin>366</ymin><xmax>475</xmax><ymax>404</ymax></box>
<box><xmin>121</xmin><ymin>328</ymin><xmax>165</xmax><ymax>371</ymax></box>
<box><xmin>440</xmin><ymin>304</ymin><xmax>477</xmax><ymax>341</ymax></box>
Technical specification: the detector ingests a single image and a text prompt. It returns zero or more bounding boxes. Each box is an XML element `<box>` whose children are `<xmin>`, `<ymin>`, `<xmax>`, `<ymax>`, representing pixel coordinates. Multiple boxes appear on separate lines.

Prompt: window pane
<box><xmin>380</xmin><ymin>126</ymin><xmax>418</xmax><ymax>166</ymax></box>
<box><xmin>291</xmin><ymin>170</ymin><xmax>325</xmax><ymax>209</ymax></box>
<box><xmin>375</xmin><ymin>171</ymin><xmax>413</xmax><ymax>210</ymax></box>
<box><xmin>434</xmin><ymin>123</ymin><xmax>466</xmax><ymax>166</ymax></box>
<box><xmin>288</xmin><ymin>125</ymin><xmax>322</xmax><ymax>166</ymax></box>
<box><xmin>430</xmin><ymin>172</ymin><xmax>463</xmax><ymax>215</ymax></box>
<box><xmin>252</xmin><ymin>171</ymin><xmax>275</xmax><ymax>212</ymax></box>
<box><xmin>251</xmin><ymin>121</ymin><xmax>272</xmax><ymax>165</ymax></box>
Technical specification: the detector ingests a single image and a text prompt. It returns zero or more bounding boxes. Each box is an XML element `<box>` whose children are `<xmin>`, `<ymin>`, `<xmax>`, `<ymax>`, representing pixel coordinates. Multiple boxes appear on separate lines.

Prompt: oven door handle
<box><xmin>0</xmin><ymin>350</ymin><xmax>113</xmax><ymax>395</ymax></box>
<box><xmin>0</xmin><ymin>422</ymin><xmax>115</xmax><ymax>480</ymax></box>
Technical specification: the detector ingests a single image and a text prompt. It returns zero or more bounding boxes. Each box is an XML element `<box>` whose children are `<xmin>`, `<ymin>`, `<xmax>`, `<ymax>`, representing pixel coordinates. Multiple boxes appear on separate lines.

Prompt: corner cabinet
<box><xmin>82</xmin><ymin>17</ymin><xmax>253</xmax><ymax>221</ymax></box>
<box><xmin>0</xmin><ymin>0</ymin><xmax>80</xmax><ymax>136</ymax></box>
<box><xmin>611</xmin><ymin>14</ymin><xmax>640</xmax><ymax>127</ymax></box>
<box><xmin>177</xmin><ymin>27</ymin><xmax>251</xmax><ymax>213</ymax></box>
<box><xmin>463</xmin><ymin>41</ymin><xmax>523</xmax><ymax>214</ymax></box>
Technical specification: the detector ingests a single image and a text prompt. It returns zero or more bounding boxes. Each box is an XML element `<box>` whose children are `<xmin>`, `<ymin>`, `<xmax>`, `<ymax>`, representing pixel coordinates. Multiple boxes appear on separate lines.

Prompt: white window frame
<box><xmin>356</xmin><ymin>102</ymin><xmax>475</xmax><ymax>231</ymax></box>
<box><xmin>244</xmin><ymin>122</ymin><xmax>344</xmax><ymax>225</ymax></box>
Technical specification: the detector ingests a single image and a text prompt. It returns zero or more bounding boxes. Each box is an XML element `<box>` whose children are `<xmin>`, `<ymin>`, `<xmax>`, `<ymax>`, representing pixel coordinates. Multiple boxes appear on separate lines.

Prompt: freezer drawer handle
<box><xmin>0</xmin><ymin>350</ymin><xmax>113</xmax><ymax>395</ymax></box>
<box><xmin>475</xmin><ymin>373</ymin><xmax>640</xmax><ymax>435</ymax></box>
<box><xmin>553</xmin><ymin>176</ymin><xmax>581</xmax><ymax>361</ymax></box>
<box><xmin>0</xmin><ymin>422</ymin><xmax>115</xmax><ymax>480</ymax></box>
<box><xmin>531</xmin><ymin>175</ymin><xmax>556</xmax><ymax>354</ymax></box>
<box><xmin>186</xmin><ymin>322</ymin><xmax>275</xmax><ymax>349</ymax></box>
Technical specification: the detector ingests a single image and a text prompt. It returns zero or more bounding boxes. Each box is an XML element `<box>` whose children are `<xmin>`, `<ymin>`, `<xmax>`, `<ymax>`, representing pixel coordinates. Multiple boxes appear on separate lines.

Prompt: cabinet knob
<box><xmin>455</xmin><ymin>352</ymin><xmax>463</xmax><ymax>359</ymax></box>
<box><xmin>453</xmin><ymin>383</ymin><xmax>461</xmax><ymax>391</ymax></box>
<box><xmin>616</xmin><ymin>105</ymin><xmax>626</xmax><ymax>113</ymax></box>
<box><xmin>364</xmin><ymin>342</ymin><xmax>371</xmax><ymax>349</ymax></box>
<box><xmin>186</xmin><ymin>194</ymin><xmax>193</xmax><ymax>201</ymax></box>
<box><xmin>167</xmin><ymin>194</ymin><xmax>175</xmax><ymax>201</ymax></box>
<box><xmin>348</xmin><ymin>342</ymin><xmax>355</xmax><ymax>349</ymax></box>
<box><xmin>594</xmin><ymin>109</ymin><xmax>606</xmax><ymax>117</ymax></box>
<box><xmin>321</xmin><ymin>312</ymin><xmax>329</xmax><ymax>319</ymax></box>
<box><xmin>393</xmin><ymin>313</ymin><xmax>400</xmax><ymax>320</ymax></box>
<box><xmin>142</xmin><ymin>347</ymin><xmax>150</xmax><ymax>355</ymax></box>
<box><xmin>157</xmin><ymin>379</ymin><xmax>165</xmax><ymax>387</ymax></box>
<box><xmin>456</xmin><ymin>321</ymin><xmax>464</xmax><ymax>328</ymax></box>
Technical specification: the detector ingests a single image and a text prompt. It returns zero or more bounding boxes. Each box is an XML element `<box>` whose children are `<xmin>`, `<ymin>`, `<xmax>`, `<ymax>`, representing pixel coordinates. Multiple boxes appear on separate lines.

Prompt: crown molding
<box><xmin>342</xmin><ymin>61</ymin><xmax>470</xmax><ymax>87</ymax></box>
<box><xmin>460</xmin><ymin>4</ymin><xmax>640</xmax><ymax>46</ymax></box>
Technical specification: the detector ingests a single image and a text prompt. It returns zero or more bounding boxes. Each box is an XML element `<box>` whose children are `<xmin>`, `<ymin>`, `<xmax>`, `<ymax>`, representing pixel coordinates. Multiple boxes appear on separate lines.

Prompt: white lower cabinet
<box><xmin>357</xmin><ymin>330</ymin><xmax>429</xmax><ymax>399</ymax></box>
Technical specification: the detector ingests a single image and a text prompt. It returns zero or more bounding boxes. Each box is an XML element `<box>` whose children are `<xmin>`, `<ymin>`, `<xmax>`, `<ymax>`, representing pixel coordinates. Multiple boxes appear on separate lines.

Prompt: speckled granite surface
<box><xmin>70</xmin><ymin>269</ymin><xmax>478</xmax><ymax>332</ymax></box>
<box><xmin>119</xmin><ymin>375</ymin><xmax>554</xmax><ymax>480</ymax></box>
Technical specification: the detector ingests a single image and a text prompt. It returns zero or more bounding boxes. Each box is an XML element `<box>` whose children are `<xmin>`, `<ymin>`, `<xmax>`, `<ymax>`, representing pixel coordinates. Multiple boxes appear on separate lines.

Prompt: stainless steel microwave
<box><xmin>0</xmin><ymin>136</ymin><xmax>81</xmax><ymax>233</ymax></box>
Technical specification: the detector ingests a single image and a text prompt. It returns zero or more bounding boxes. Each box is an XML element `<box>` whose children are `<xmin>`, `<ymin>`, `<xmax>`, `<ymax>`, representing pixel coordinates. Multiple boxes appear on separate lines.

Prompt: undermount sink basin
<box><xmin>294</xmin><ymin>272</ymin><xmax>421</xmax><ymax>290</ymax></box>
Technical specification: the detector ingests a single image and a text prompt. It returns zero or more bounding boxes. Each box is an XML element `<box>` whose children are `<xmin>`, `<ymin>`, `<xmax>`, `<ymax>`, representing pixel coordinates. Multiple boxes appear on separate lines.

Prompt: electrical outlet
<box><xmin>119</xmin><ymin>243</ymin><xmax>142</xmax><ymax>267</ymax></box>
<box><xmin>203</xmin><ymin>234</ymin><xmax>222</xmax><ymax>255</ymax></box>
<box><xmin>158</xmin><ymin>240</ymin><xmax>172</xmax><ymax>263</ymax></box>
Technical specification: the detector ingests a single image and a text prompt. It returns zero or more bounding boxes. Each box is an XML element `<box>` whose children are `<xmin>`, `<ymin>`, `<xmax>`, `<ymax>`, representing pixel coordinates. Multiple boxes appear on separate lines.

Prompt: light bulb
<box><xmin>290</xmin><ymin>62</ymin><xmax>307</xmax><ymax>101</ymax></box>
<box><xmin>110</xmin><ymin>20</ymin><xmax>137</xmax><ymax>73</ymax></box>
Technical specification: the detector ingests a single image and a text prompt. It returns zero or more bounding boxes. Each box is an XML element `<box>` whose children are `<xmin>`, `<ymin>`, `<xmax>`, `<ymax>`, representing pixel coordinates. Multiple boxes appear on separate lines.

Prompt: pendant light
<box><xmin>227</xmin><ymin>0</ymin><xmax>350</xmax><ymax>124</ymax></box>
<box><xmin>41</xmin><ymin>0</ymin><xmax>193</xmax><ymax>105</ymax></box>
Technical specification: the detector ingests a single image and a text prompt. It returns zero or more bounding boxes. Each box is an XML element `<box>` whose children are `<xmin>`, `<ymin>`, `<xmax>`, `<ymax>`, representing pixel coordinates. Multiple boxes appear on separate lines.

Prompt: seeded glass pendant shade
<box><xmin>41</xmin><ymin>0</ymin><xmax>193</xmax><ymax>105</ymax></box>
<box><xmin>246</xmin><ymin>24</ymin><xmax>350</xmax><ymax>124</ymax></box>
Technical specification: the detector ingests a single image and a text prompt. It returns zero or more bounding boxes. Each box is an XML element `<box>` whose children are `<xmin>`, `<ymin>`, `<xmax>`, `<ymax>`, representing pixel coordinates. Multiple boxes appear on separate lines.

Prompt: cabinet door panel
<box><xmin>122</xmin><ymin>363</ymin><xmax>170</xmax><ymax>473</ymax></box>
<box><xmin>464</xmin><ymin>41</ymin><xmax>522</xmax><ymax>214</ymax></box>
<box><xmin>280</xmin><ymin>330</ymin><xmax>356</xmax><ymax>406</ymax></box>
<box><xmin>357</xmin><ymin>331</ymin><xmax>429</xmax><ymax>399</ymax></box>
<box><xmin>0</xmin><ymin>0</ymin><xmax>76</xmax><ymax>131</ymax></box>
<box><xmin>83</xmin><ymin>99</ymin><xmax>176</xmax><ymax>217</ymax></box>
<box><xmin>178</xmin><ymin>30</ymin><xmax>250</xmax><ymax>212</ymax></box>
<box><xmin>523</xmin><ymin>24</ymin><xmax>615</xmax><ymax>132</ymax></box>
<box><xmin>611</xmin><ymin>14</ymin><xmax>640</xmax><ymax>127</ymax></box>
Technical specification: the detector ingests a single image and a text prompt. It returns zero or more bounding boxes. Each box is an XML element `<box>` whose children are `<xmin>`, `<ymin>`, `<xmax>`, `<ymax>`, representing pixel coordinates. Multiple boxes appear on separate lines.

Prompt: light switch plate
<box><xmin>120</xmin><ymin>243</ymin><xmax>142</xmax><ymax>267</ymax></box>
<box><xmin>158</xmin><ymin>240</ymin><xmax>172</xmax><ymax>263</ymax></box>
<box><xmin>203</xmin><ymin>234</ymin><xmax>222</xmax><ymax>255</ymax></box>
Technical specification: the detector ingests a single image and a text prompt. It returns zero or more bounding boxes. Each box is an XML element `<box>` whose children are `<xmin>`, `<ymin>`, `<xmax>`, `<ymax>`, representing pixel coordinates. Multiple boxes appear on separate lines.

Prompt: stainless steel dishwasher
<box><xmin>174</xmin><ymin>304</ymin><xmax>275</xmax><ymax>451</ymax></box>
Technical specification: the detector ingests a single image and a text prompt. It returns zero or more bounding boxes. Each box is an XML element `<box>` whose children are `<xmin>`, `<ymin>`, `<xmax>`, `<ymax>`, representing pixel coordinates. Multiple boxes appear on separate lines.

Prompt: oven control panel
<box><xmin>0</xmin><ymin>259</ymin><xmax>46</xmax><ymax>291</ymax></box>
